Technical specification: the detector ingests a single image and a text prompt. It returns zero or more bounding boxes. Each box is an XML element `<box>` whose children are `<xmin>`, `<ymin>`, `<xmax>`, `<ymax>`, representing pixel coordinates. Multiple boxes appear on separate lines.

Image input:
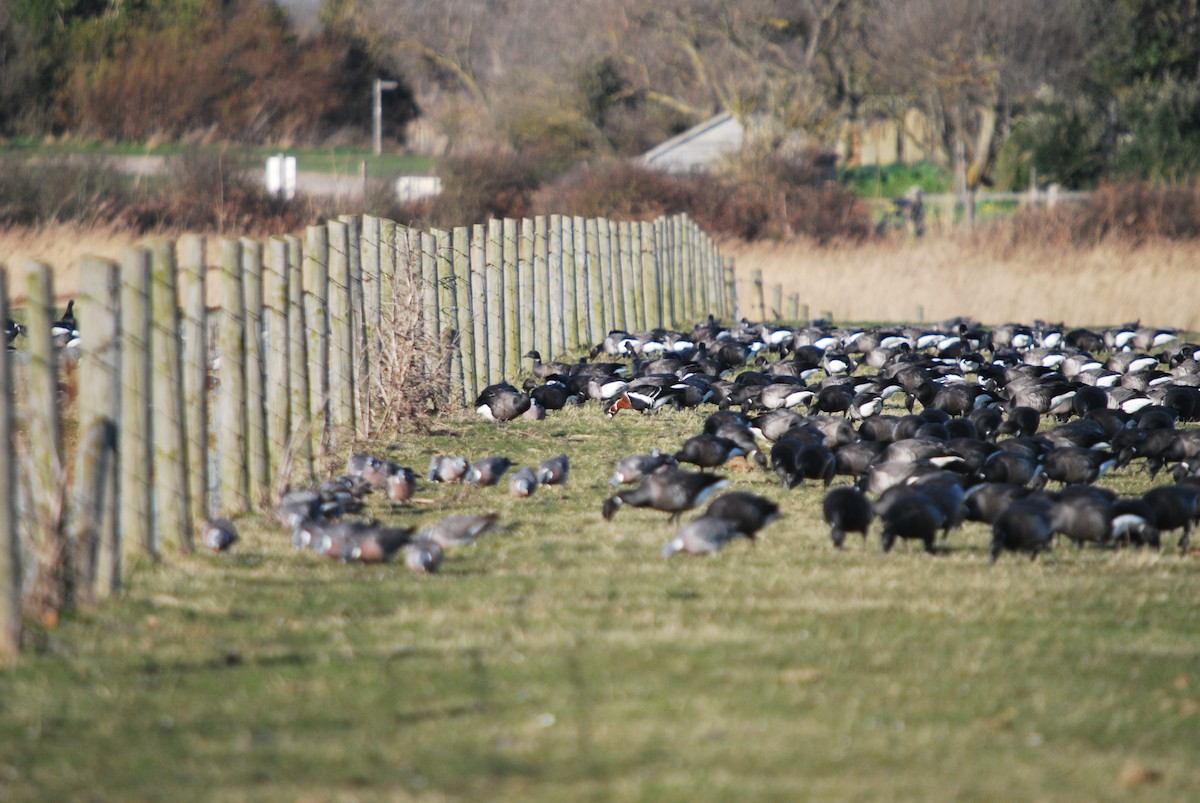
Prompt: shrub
<box><xmin>0</xmin><ymin>153</ymin><xmax>134</xmax><ymax>227</ymax></box>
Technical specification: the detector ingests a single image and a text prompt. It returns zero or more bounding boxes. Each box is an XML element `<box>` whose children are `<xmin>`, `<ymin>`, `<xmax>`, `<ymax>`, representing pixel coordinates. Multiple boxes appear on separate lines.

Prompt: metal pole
<box><xmin>373</xmin><ymin>78</ymin><xmax>399</xmax><ymax>156</ymax></box>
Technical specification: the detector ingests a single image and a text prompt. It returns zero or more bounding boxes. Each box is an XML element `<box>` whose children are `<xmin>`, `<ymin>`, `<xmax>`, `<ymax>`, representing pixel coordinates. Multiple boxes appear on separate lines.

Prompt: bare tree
<box><xmin>867</xmin><ymin>0</ymin><xmax>1089</xmax><ymax>187</ymax></box>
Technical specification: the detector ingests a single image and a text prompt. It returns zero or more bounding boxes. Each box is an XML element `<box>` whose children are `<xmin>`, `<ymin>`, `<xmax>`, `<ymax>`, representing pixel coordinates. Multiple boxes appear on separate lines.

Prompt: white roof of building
<box><xmin>639</xmin><ymin>112</ymin><xmax>744</xmax><ymax>173</ymax></box>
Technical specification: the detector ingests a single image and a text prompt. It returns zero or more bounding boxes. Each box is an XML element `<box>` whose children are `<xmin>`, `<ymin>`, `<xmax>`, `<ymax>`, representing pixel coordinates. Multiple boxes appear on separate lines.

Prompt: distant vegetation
<box><xmin>1</xmin><ymin>1</ymin><xmax>1199</xmax><ymax>240</ymax></box>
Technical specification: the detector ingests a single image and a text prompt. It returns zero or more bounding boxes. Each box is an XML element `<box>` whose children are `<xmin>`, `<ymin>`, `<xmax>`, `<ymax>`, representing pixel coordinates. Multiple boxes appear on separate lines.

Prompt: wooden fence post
<box><xmin>434</xmin><ymin>228</ymin><xmax>461</xmax><ymax>402</ymax></box>
<box><xmin>725</xmin><ymin>258</ymin><xmax>738</xmax><ymax>320</ymax></box>
<box><xmin>265</xmin><ymin>237</ymin><xmax>291</xmax><ymax>485</ymax></box>
<box><xmin>358</xmin><ymin>215</ymin><xmax>379</xmax><ymax>436</ymax></box>
<box><xmin>751</xmin><ymin>269</ymin><xmax>765</xmax><ymax>321</ymax></box>
<box><xmin>788</xmin><ymin>292</ymin><xmax>800</xmax><ymax>322</ymax></box>
<box><xmin>453</xmin><ymin>225</ymin><xmax>476</xmax><ymax>403</ymax></box>
<box><xmin>240</xmin><ymin>238</ymin><xmax>269</xmax><ymax>506</ymax></box>
<box><xmin>287</xmin><ymin>234</ymin><xmax>313</xmax><ymax>485</ymax></box>
<box><xmin>573</xmin><ymin>216</ymin><xmax>589</xmax><ymax>348</ymax></box>
<box><xmin>74</xmin><ymin>257</ymin><xmax>121</xmax><ymax>599</ymax></box>
<box><xmin>328</xmin><ymin>220</ymin><xmax>356</xmax><ymax>435</ymax></box>
<box><xmin>533</xmin><ymin>216</ymin><xmax>550</xmax><ymax>358</ymax></box>
<box><xmin>485</xmin><ymin>219</ymin><xmax>505</xmax><ymax>384</ymax></box>
<box><xmin>641</xmin><ymin>221</ymin><xmax>661</xmax><ymax>329</ymax></box>
<box><xmin>630</xmin><ymin>222</ymin><xmax>645</xmax><ymax>331</ymax></box>
<box><xmin>119</xmin><ymin>248</ymin><xmax>155</xmax><ymax>558</ymax></box>
<box><xmin>470</xmin><ymin>223</ymin><xmax>488</xmax><ymax>395</ymax></box>
<box><xmin>178</xmin><ymin>236</ymin><xmax>209</xmax><ymax>532</ymax></box>
<box><xmin>20</xmin><ymin>263</ymin><xmax>69</xmax><ymax>608</ymax></box>
<box><xmin>619</xmin><ymin>221</ymin><xmax>638</xmax><ymax>332</ymax></box>
<box><xmin>586</xmin><ymin>219</ymin><xmax>604</xmax><ymax>346</ymax></box>
<box><xmin>770</xmin><ymin>282</ymin><xmax>783</xmax><ymax>320</ymax></box>
<box><xmin>339</xmin><ymin>214</ymin><xmax>369</xmax><ymax>435</ymax></box>
<box><xmin>0</xmin><ymin>271</ymin><xmax>20</xmax><ymax>658</ymax></box>
<box><xmin>420</xmin><ymin>229</ymin><xmax>439</xmax><ymax>346</ymax></box>
<box><xmin>502</xmin><ymin>219</ymin><xmax>520</xmax><ymax>379</ymax></box>
<box><xmin>548</xmin><ymin>214</ymin><xmax>565</xmax><ymax>357</ymax></box>
<box><xmin>599</xmin><ymin>218</ymin><xmax>619</xmax><ymax>332</ymax></box>
<box><xmin>149</xmin><ymin>240</ymin><xmax>191</xmax><ymax>554</ymax></box>
<box><xmin>217</xmin><ymin>238</ymin><xmax>249</xmax><ymax>516</ymax></box>
<box><xmin>518</xmin><ymin>220</ymin><xmax>535</xmax><ymax>362</ymax></box>
<box><xmin>562</xmin><ymin>216</ymin><xmax>580</xmax><ymax>352</ymax></box>
<box><xmin>303</xmin><ymin>225</ymin><xmax>330</xmax><ymax>461</ymax></box>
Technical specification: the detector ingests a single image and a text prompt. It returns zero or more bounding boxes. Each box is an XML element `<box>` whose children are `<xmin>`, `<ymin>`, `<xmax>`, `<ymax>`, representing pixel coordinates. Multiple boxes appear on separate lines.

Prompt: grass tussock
<box><xmin>0</xmin><ymin>403</ymin><xmax>1198</xmax><ymax>799</ymax></box>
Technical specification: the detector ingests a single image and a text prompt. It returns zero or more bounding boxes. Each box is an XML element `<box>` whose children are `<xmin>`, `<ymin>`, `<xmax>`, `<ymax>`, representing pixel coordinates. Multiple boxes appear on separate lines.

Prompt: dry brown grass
<box><xmin>725</xmin><ymin>234</ymin><xmax>1200</xmax><ymax>329</ymax></box>
<box><xmin>7</xmin><ymin>223</ymin><xmax>1200</xmax><ymax>331</ymax></box>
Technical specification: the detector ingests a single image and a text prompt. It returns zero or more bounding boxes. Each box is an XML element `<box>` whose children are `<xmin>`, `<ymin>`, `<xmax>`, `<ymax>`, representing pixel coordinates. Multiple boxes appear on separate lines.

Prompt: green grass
<box><xmin>2</xmin><ymin>404</ymin><xmax>1199</xmax><ymax>800</ymax></box>
<box><xmin>841</xmin><ymin>161</ymin><xmax>951</xmax><ymax>199</ymax></box>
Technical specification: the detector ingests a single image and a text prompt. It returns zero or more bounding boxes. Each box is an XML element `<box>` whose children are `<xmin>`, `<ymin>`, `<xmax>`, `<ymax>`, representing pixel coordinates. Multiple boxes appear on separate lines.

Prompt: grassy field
<box><xmin>1</xmin><ymin>403</ymin><xmax>1198</xmax><ymax>800</ymax></box>
<box><xmin>726</xmin><ymin>237</ymin><xmax>1200</xmax><ymax>332</ymax></box>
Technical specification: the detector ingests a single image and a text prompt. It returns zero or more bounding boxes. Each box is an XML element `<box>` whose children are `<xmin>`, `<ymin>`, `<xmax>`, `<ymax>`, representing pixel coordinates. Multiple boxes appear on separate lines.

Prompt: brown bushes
<box><xmin>981</xmin><ymin>183</ymin><xmax>1200</xmax><ymax>251</ymax></box>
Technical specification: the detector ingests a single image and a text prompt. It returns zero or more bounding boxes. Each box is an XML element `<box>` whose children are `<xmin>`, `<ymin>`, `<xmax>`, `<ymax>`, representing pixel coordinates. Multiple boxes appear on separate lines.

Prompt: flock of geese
<box><xmin>203</xmin><ymin>313</ymin><xmax>1200</xmax><ymax>568</ymax></box>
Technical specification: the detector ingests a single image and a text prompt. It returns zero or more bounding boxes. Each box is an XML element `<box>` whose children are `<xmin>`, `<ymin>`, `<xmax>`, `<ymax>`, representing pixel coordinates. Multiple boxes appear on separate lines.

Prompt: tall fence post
<box><xmin>619</xmin><ymin>221</ymin><xmax>638</xmax><ymax>332</ymax></box>
<box><xmin>339</xmin><ymin>214</ymin><xmax>369</xmax><ymax>437</ymax></box>
<box><xmin>453</xmin><ymin>225</ymin><xmax>476</xmax><ymax>403</ymax></box>
<box><xmin>641</xmin><ymin>221</ymin><xmax>661</xmax><ymax>329</ymax></box>
<box><xmin>485</xmin><ymin>219</ymin><xmax>505</xmax><ymax>384</ymax></box>
<box><xmin>534</xmin><ymin>215</ymin><xmax>550</xmax><ymax>358</ymax></box>
<box><xmin>549</xmin><ymin>214</ymin><xmax>566</xmax><ymax>357</ymax></box>
<box><xmin>20</xmin><ymin>263</ymin><xmax>68</xmax><ymax>609</ymax></box>
<box><xmin>0</xmin><ymin>270</ymin><xmax>19</xmax><ymax>658</ymax></box>
<box><xmin>217</xmin><ymin>238</ymin><xmax>249</xmax><ymax>516</ymax></box>
<box><xmin>304</xmin><ymin>225</ymin><xmax>330</xmax><ymax>461</ymax></box>
<box><xmin>630</xmin><ymin>222</ymin><xmax>645</xmax><ymax>331</ymax></box>
<box><xmin>359</xmin><ymin>215</ymin><xmax>379</xmax><ymax>437</ymax></box>
<box><xmin>751</xmin><ymin>269</ymin><xmax>765</xmax><ymax>321</ymax></box>
<box><xmin>725</xmin><ymin>257</ymin><xmax>738</xmax><ymax>320</ymax></box>
<box><xmin>562</xmin><ymin>216</ymin><xmax>580</xmax><ymax>353</ymax></box>
<box><xmin>586</xmin><ymin>220</ymin><xmax>604</xmax><ymax>344</ymax></box>
<box><xmin>149</xmin><ymin>241</ymin><xmax>191</xmax><ymax>554</ymax></box>
<box><xmin>287</xmin><ymin>234</ymin><xmax>313</xmax><ymax>486</ymax></box>
<box><xmin>599</xmin><ymin>218</ymin><xmax>619</xmax><ymax>333</ymax></box>
<box><xmin>470</xmin><ymin>223</ymin><xmax>489</xmax><ymax>395</ymax></box>
<box><xmin>178</xmin><ymin>236</ymin><xmax>209</xmax><ymax>531</ymax></box>
<box><xmin>240</xmin><ymin>238</ymin><xmax>269</xmax><ymax>507</ymax></box>
<box><xmin>328</xmin><ymin>220</ymin><xmax>356</xmax><ymax>435</ymax></box>
<box><xmin>573</xmin><ymin>216</ymin><xmax>589</xmax><ymax>348</ymax></box>
<box><xmin>265</xmin><ymin>237</ymin><xmax>291</xmax><ymax>486</ymax></box>
<box><xmin>518</xmin><ymin>220</ymin><xmax>535</xmax><ymax>361</ymax></box>
<box><xmin>119</xmin><ymin>247</ymin><xmax>155</xmax><ymax>560</ymax></box>
<box><xmin>434</xmin><ymin>228</ymin><xmax>461</xmax><ymax>402</ymax></box>
<box><xmin>502</xmin><ymin>219</ymin><xmax>520</xmax><ymax>379</ymax></box>
<box><xmin>74</xmin><ymin>257</ymin><xmax>120</xmax><ymax>600</ymax></box>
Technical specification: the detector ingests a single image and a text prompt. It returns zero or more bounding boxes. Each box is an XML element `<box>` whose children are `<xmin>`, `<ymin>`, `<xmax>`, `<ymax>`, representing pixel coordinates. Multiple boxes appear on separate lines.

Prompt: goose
<box><xmin>385</xmin><ymin>468</ymin><xmax>418</xmax><ymax>503</ymax></box>
<box><xmin>1046</xmin><ymin>486</ymin><xmax>1118</xmax><ymax>547</ymax></box>
<box><xmin>428</xmin><ymin>454</ymin><xmax>469</xmax><ymax>483</ymax></box>
<box><xmin>661</xmin><ymin>516</ymin><xmax>751</xmax><ymax>557</ymax></box>
<box><xmin>601</xmin><ymin>469</ymin><xmax>728</xmax><ymax>523</ymax></box>
<box><xmin>963</xmin><ymin>482</ymin><xmax>1031</xmax><ymax>524</ymax></box>
<box><xmin>990</xmin><ymin>496</ymin><xmax>1055</xmax><ymax>562</ymax></box>
<box><xmin>510</xmin><ymin>466</ymin><xmax>539</xmax><ymax>497</ymax></box>
<box><xmin>536</xmin><ymin>454</ymin><xmax>569</xmax><ymax>486</ymax></box>
<box><xmin>403</xmin><ymin>539</ymin><xmax>444</xmax><ymax>573</ymax></box>
<box><xmin>878</xmin><ymin>490</ymin><xmax>944</xmax><ymax>553</ymax></box>
<box><xmin>466</xmin><ymin>456</ymin><xmax>512</xmax><ymax>486</ymax></box>
<box><xmin>675</xmin><ymin>434</ymin><xmax>744</xmax><ymax>471</ymax></box>
<box><xmin>1142</xmin><ymin>484</ymin><xmax>1200</xmax><ymax>550</ymax></box>
<box><xmin>833</xmin><ymin>440</ymin><xmax>888</xmax><ymax>479</ymax></box>
<box><xmin>418</xmin><ymin>513</ymin><xmax>501</xmax><ymax>549</ymax></box>
<box><xmin>770</xmin><ymin>439</ymin><xmax>835</xmax><ymax>489</ymax></box>
<box><xmin>475</xmin><ymin>382</ymin><xmax>531</xmax><ymax>422</ymax></box>
<box><xmin>823</xmin><ymin>486</ymin><xmax>874</xmax><ymax>548</ymax></box>
<box><xmin>525</xmin><ymin>350</ymin><xmax>572</xmax><ymax>380</ymax></box>
<box><xmin>528</xmin><ymin>379</ymin><xmax>576</xmax><ymax>411</ymax></box>
<box><xmin>198</xmin><ymin>518</ymin><xmax>239</xmax><ymax>552</ymax></box>
<box><xmin>702</xmin><ymin>491</ymin><xmax>780</xmax><ymax>539</ymax></box>
<box><xmin>51</xmin><ymin>300</ymin><xmax>77</xmax><ymax>347</ymax></box>
<box><xmin>609</xmin><ymin>449</ymin><xmax>678</xmax><ymax>485</ymax></box>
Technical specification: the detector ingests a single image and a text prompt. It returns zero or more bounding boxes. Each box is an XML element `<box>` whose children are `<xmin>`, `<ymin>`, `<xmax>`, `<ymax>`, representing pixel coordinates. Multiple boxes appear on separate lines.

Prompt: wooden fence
<box><xmin>0</xmin><ymin>211</ymin><xmax>734</xmax><ymax>657</ymax></box>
